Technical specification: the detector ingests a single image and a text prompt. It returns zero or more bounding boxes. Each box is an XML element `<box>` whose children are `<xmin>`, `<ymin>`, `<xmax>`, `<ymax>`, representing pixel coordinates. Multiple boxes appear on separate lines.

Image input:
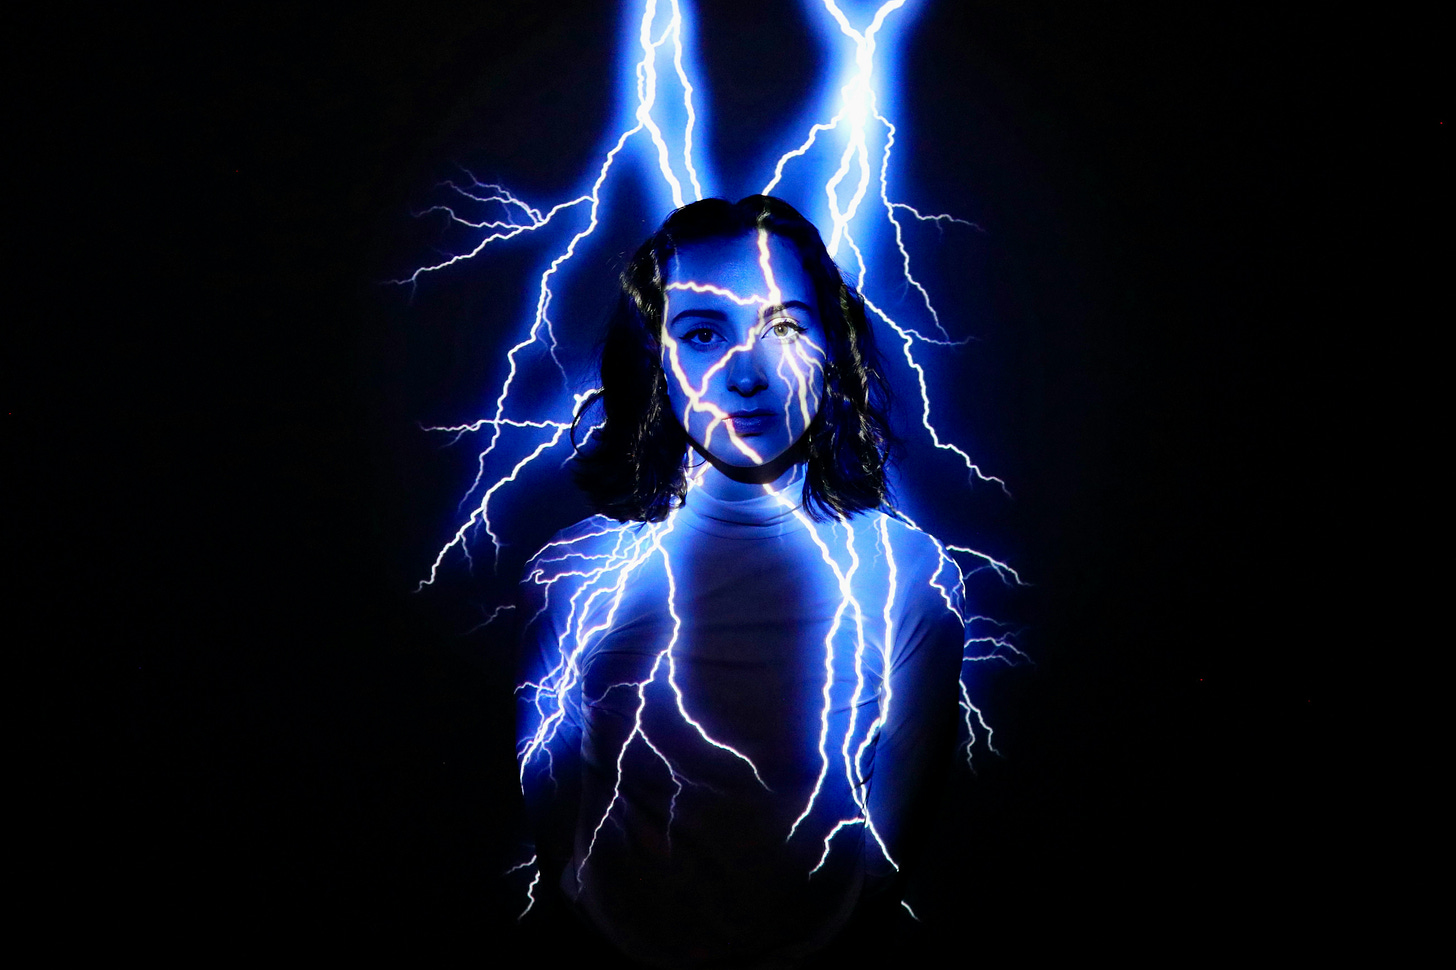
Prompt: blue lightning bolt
<box><xmin>395</xmin><ymin>0</ymin><xmax>1029</xmax><ymax>922</ymax></box>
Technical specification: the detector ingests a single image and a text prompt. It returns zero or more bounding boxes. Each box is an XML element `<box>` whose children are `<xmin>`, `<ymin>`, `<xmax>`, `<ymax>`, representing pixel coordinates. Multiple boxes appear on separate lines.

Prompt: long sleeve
<box><xmin>864</xmin><ymin>528</ymin><xmax>965</xmax><ymax>881</ymax></box>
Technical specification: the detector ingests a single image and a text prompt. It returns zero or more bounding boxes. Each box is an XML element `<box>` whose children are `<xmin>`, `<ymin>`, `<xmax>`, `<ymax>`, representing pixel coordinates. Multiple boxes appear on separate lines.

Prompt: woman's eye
<box><xmin>682</xmin><ymin>328</ymin><xmax>718</xmax><ymax>345</ymax></box>
<box><xmin>766</xmin><ymin>319</ymin><xmax>805</xmax><ymax>339</ymax></box>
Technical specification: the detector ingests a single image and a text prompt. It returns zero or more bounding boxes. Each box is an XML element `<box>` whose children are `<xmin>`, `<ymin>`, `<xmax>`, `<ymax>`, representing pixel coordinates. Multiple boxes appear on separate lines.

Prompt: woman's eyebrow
<box><xmin>761</xmin><ymin>300</ymin><xmax>814</xmax><ymax>317</ymax></box>
<box><xmin>668</xmin><ymin>299</ymin><xmax>812</xmax><ymax>326</ymax></box>
<box><xmin>668</xmin><ymin>307</ymin><xmax>729</xmax><ymax>325</ymax></box>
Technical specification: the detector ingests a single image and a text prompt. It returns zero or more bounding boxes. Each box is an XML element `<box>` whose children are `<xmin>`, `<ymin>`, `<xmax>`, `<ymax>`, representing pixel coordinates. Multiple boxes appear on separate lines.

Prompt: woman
<box><xmin>518</xmin><ymin>196</ymin><xmax>965</xmax><ymax>968</ymax></box>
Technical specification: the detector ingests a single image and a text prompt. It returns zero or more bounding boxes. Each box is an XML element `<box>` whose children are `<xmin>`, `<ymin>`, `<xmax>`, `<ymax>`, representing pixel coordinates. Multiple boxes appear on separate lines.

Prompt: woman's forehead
<box><xmin>666</xmin><ymin>233</ymin><xmax>815</xmax><ymax>306</ymax></box>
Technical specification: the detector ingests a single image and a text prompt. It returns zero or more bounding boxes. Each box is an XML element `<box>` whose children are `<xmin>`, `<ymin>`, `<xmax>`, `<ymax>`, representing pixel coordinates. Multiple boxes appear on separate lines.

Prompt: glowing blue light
<box><xmin>394</xmin><ymin>0</ymin><xmax>1029</xmax><ymax>923</ymax></box>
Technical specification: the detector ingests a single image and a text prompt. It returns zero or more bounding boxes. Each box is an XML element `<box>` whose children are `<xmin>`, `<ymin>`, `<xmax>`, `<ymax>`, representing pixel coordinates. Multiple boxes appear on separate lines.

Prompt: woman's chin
<box><xmin>692</xmin><ymin>441</ymin><xmax>806</xmax><ymax>488</ymax></box>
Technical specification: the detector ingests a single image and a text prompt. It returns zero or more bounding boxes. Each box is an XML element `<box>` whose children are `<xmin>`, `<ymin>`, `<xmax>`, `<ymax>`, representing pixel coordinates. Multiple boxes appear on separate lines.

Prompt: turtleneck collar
<box><xmin>675</xmin><ymin>482</ymin><xmax>808</xmax><ymax>540</ymax></box>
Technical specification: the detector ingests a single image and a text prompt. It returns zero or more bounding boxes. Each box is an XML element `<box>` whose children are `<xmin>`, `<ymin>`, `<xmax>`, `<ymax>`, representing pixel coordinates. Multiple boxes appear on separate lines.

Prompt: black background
<box><xmin>26</xmin><ymin>0</ymin><xmax>1442</xmax><ymax>961</ymax></box>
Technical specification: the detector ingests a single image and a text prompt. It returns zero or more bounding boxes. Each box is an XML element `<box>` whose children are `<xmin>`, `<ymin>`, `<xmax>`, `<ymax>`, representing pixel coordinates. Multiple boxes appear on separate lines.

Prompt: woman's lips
<box><xmin>727</xmin><ymin>410</ymin><xmax>778</xmax><ymax>435</ymax></box>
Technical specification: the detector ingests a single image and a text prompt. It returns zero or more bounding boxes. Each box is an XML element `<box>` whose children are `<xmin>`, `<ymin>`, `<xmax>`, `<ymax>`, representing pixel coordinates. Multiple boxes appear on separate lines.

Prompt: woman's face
<box><xmin>661</xmin><ymin>231</ymin><xmax>827</xmax><ymax>477</ymax></box>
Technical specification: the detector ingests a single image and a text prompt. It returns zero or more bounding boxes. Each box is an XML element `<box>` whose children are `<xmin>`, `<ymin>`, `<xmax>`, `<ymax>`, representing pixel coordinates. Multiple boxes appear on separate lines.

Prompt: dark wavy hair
<box><xmin>572</xmin><ymin>195</ymin><xmax>896</xmax><ymax>522</ymax></box>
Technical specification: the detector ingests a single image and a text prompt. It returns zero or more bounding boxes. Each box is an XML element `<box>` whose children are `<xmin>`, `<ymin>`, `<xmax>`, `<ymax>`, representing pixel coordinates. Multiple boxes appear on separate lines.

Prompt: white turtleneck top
<box><xmin>518</xmin><ymin>487</ymin><xmax>964</xmax><ymax>968</ymax></box>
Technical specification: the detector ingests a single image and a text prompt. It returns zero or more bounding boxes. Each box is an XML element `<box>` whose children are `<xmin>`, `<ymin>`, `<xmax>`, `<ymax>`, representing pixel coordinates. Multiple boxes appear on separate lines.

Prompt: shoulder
<box><xmin>860</xmin><ymin>511</ymin><xmax>965</xmax><ymax>617</ymax></box>
<box><xmin>518</xmin><ymin>518</ymin><xmax>613</xmax><ymax>643</ymax></box>
<box><xmin>520</xmin><ymin>516</ymin><xmax>634</xmax><ymax>606</ymax></box>
<box><xmin>863</xmin><ymin>512</ymin><xmax>958</xmax><ymax>577</ymax></box>
<box><xmin>519</xmin><ymin>515</ymin><xmax>667</xmax><ymax>613</ymax></box>
<box><xmin>523</xmin><ymin>515</ymin><xmax>649</xmax><ymax>571</ymax></box>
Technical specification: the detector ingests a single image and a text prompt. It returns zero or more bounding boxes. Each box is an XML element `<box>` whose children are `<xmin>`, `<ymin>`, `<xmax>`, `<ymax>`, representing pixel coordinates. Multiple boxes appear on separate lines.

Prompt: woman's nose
<box><xmin>726</xmin><ymin>343</ymin><xmax>769</xmax><ymax>397</ymax></box>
